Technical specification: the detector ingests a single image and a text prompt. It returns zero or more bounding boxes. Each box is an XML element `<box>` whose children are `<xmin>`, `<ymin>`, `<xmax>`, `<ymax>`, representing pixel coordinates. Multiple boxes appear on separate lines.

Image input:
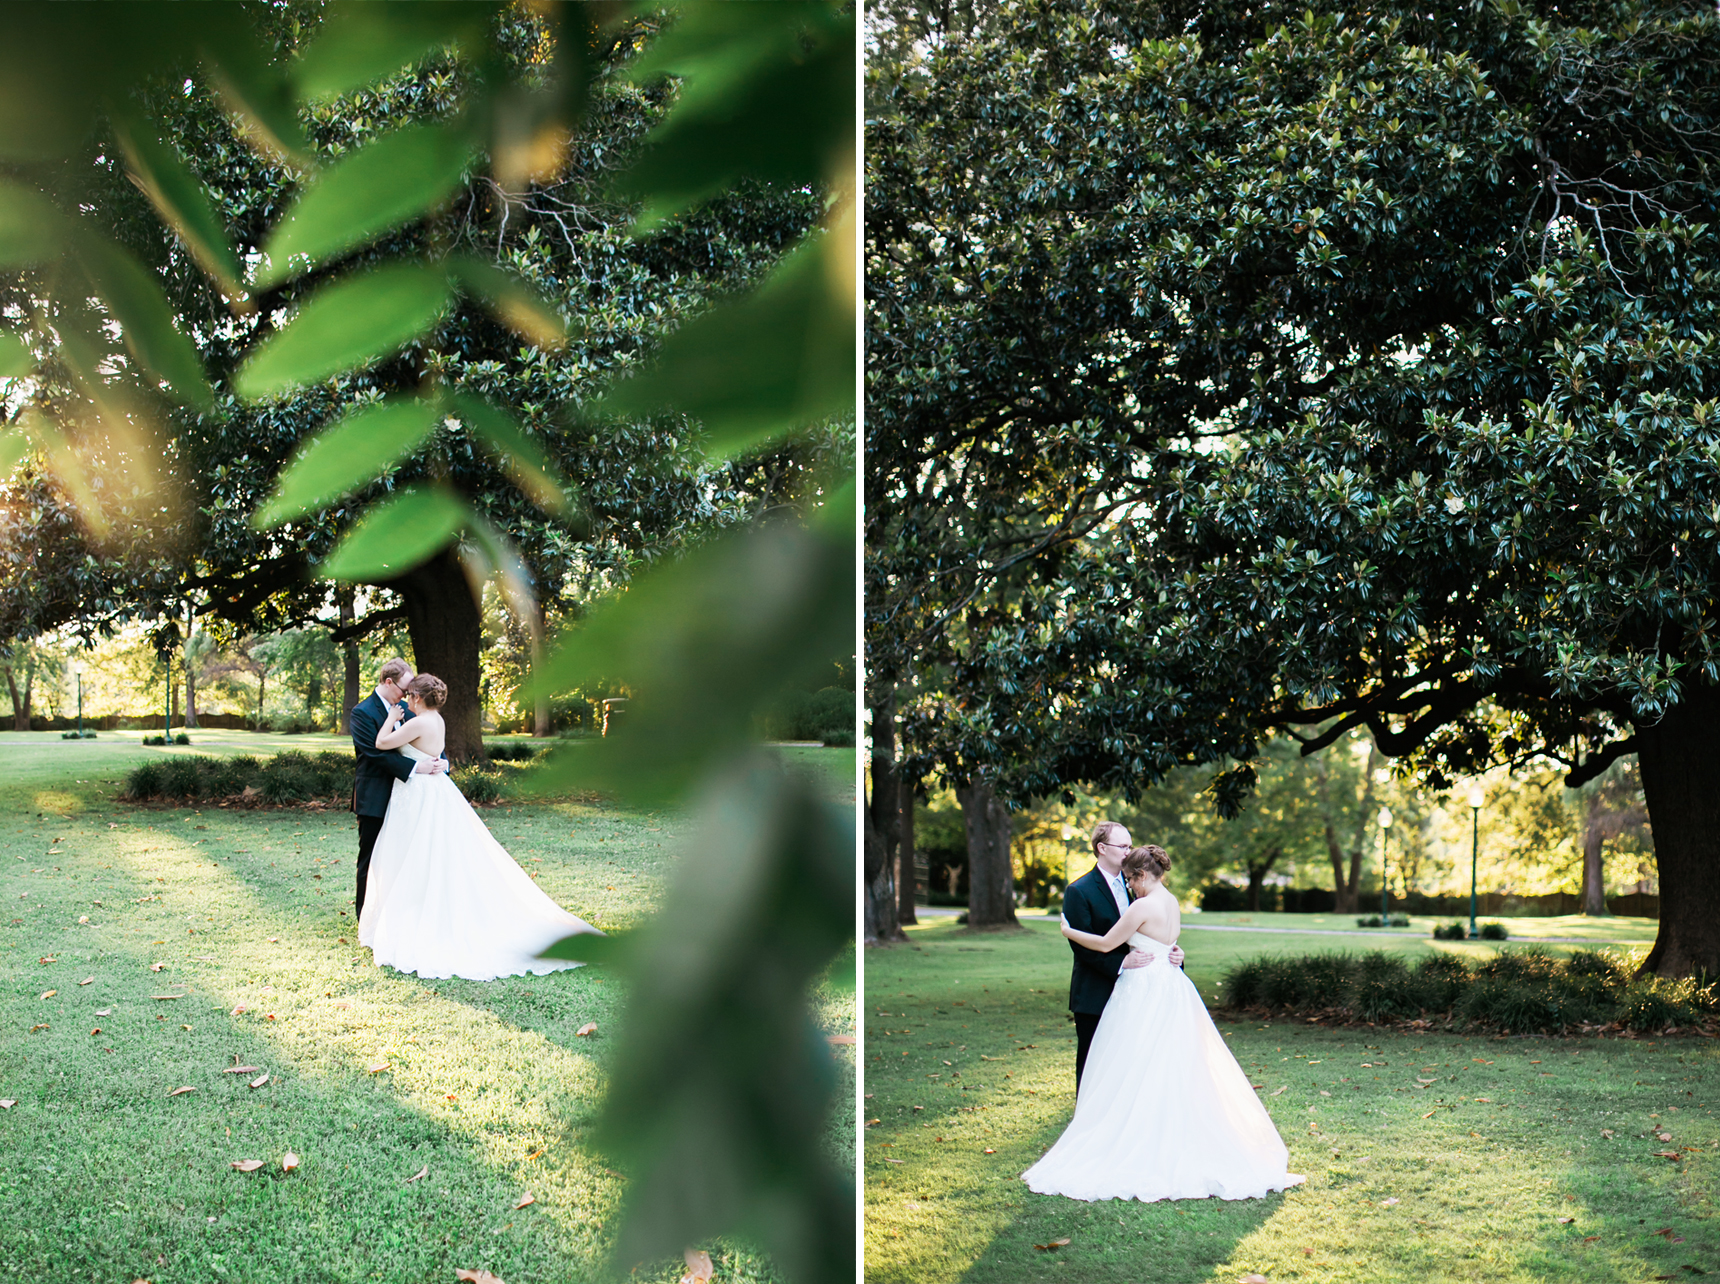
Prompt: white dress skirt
<box><xmin>358</xmin><ymin>745</ymin><xmax>602</xmax><ymax>980</ymax></box>
<box><xmin>1022</xmin><ymin>932</ymin><xmax>1305</xmax><ymax>1202</ymax></box>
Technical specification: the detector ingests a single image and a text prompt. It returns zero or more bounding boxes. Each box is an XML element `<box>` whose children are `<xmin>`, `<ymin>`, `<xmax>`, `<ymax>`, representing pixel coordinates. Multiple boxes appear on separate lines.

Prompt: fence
<box><xmin>1201</xmin><ymin>883</ymin><xmax>1659</xmax><ymax>919</ymax></box>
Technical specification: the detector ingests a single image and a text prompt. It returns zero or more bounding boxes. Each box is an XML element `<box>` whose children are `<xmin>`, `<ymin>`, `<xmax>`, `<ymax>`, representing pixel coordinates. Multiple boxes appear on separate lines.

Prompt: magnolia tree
<box><xmin>867</xmin><ymin>0</ymin><xmax>1720</xmax><ymax>975</ymax></box>
<box><xmin>0</xmin><ymin>3</ymin><xmax>855</xmax><ymax>1278</ymax></box>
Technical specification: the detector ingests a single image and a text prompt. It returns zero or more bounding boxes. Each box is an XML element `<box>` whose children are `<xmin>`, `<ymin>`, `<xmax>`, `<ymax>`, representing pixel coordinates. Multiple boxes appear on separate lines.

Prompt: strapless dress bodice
<box><xmin>1128</xmin><ymin>931</ymin><xmax>1178</xmax><ymax>959</ymax></box>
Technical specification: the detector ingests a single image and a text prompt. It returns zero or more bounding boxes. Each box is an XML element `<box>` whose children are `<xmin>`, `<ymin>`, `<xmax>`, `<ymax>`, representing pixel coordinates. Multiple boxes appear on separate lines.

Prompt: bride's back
<box><xmin>1137</xmin><ymin>885</ymin><xmax>1180</xmax><ymax>945</ymax></box>
<box><xmin>408</xmin><ymin>711</ymin><xmax>446</xmax><ymax>758</ymax></box>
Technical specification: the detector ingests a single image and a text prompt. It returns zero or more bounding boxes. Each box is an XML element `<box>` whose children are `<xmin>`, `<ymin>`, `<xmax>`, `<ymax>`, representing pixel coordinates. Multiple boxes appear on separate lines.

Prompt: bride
<box><xmin>359</xmin><ymin>672</ymin><xmax>602</xmax><ymax>980</ymax></box>
<box><xmin>1023</xmin><ymin>844</ymin><xmax>1304</xmax><ymax>1202</ymax></box>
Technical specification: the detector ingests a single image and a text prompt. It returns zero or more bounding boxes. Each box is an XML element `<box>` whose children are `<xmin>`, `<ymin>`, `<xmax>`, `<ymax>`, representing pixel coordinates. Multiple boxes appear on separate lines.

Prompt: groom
<box><xmin>349</xmin><ymin>657</ymin><xmax>447</xmax><ymax>919</ymax></box>
<box><xmin>1064</xmin><ymin>821</ymin><xmax>1184</xmax><ymax>1088</ymax></box>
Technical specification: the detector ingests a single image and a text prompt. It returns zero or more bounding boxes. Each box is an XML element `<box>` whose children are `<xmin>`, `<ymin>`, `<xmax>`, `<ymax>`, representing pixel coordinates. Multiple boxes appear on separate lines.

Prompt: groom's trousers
<box><xmin>1073</xmin><ymin>1012</ymin><xmax>1104</xmax><ymax>1089</ymax></box>
<box><xmin>355</xmin><ymin>814</ymin><xmax>386</xmax><ymax>918</ymax></box>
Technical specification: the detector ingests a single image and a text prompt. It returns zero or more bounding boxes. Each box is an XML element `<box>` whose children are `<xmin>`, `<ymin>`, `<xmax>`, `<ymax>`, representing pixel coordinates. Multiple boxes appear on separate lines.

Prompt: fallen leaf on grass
<box><xmin>405</xmin><ymin>1166</ymin><xmax>429</xmax><ymax>1184</ymax></box>
<box><xmin>0</xmin><ymin>1100</ymin><xmax>15</xmax><ymax>1109</ymax></box>
<box><xmin>231</xmin><ymin>1005</ymin><xmax>246</xmax><ymax>1016</ymax></box>
<box><xmin>1033</xmin><ymin>1238</ymin><xmax>1071</xmax><ymax>1251</ymax></box>
<box><xmin>513</xmin><ymin>1193</ymin><xmax>535</xmax><ymax>1210</ymax></box>
<box><xmin>1656</xmin><ymin>1131</ymin><xmax>1673</xmax><ymax>1142</ymax></box>
<box><xmin>223</xmin><ymin>1066</ymin><xmax>261</xmax><ymax>1075</ymax></box>
<box><xmin>231</xmin><ymin>1159</ymin><xmax>264</xmax><ymax>1173</ymax></box>
<box><xmin>29</xmin><ymin>1024</ymin><xmax>47</xmax><ymax>1033</ymax></box>
<box><xmin>678</xmin><ymin>1248</ymin><xmax>714</xmax><ymax>1284</ymax></box>
<box><xmin>1474</xmin><ymin>1097</ymin><xmax>1493</xmax><ymax>1103</ymax></box>
<box><xmin>1269</xmin><ymin>1087</ymin><xmax>1286</xmax><ymax>1096</ymax></box>
<box><xmin>281</xmin><ymin>1152</ymin><xmax>299</xmax><ymax>1173</ymax></box>
<box><xmin>524</xmin><ymin>1148</ymin><xmax>544</xmax><ymax>1161</ymax></box>
<box><xmin>167</xmin><ymin>1086</ymin><xmax>195</xmax><ymax>1097</ymax></box>
<box><xmin>266</xmin><ymin>937</ymin><xmax>278</xmax><ymax>943</ymax></box>
<box><xmin>368</xmin><ymin>1062</ymin><xmax>392</xmax><ymax>1074</ymax></box>
<box><xmin>90</xmin><ymin>1028</ymin><xmax>101</xmax><ymax>1036</ymax></box>
<box><xmin>1421</xmin><ymin>1110</ymin><xmax>1437</xmax><ymax>1119</ymax></box>
<box><xmin>78</xmin><ymin>977</ymin><xmax>93</xmax><ymax>986</ymax></box>
<box><xmin>1601</xmin><ymin>1129</ymin><xmax>1615</xmax><ymax>1139</ymax></box>
<box><xmin>1557</xmin><ymin>1217</ymin><xmax>1575</xmax><ymax>1224</ymax></box>
<box><xmin>151</xmin><ymin>995</ymin><xmax>182</xmax><ymax>1002</ymax></box>
<box><xmin>1381</xmin><ymin>1198</ymin><xmax>1400</xmax><ymax>1207</ymax></box>
<box><xmin>39</xmin><ymin>990</ymin><xmax>55</xmax><ymax>1000</ymax></box>
<box><xmin>95</xmin><ymin>1009</ymin><xmax>110</xmax><ymax>1017</ymax></box>
<box><xmin>575</xmin><ymin>1023</ymin><xmax>597</xmax><ymax>1037</ymax></box>
<box><xmin>984</xmin><ymin>1148</ymin><xmax>996</xmax><ymax>1154</ymax></box>
<box><xmin>149</xmin><ymin>963</ymin><xmax>165</xmax><ymax>973</ymax></box>
<box><xmin>1654</xmin><ymin>1150</ymin><xmax>1681</xmax><ymax>1160</ymax></box>
<box><xmin>828</xmin><ymin>1034</ymin><xmax>856</xmax><ymax>1045</ymax></box>
<box><xmin>1582</xmin><ymin>1235</ymin><xmax>1600</xmax><ymax>1243</ymax></box>
<box><xmin>453</xmin><ymin>1270</ymin><xmax>504</xmax><ymax>1284</ymax></box>
<box><xmin>249</xmin><ymin>1073</ymin><xmax>269</xmax><ymax>1089</ymax></box>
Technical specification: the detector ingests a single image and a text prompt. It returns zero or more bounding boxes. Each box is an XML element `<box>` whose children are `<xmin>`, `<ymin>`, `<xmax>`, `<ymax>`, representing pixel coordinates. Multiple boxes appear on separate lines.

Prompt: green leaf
<box><xmin>199</xmin><ymin>17</ymin><xmax>315</xmax><ymax>166</ymax></box>
<box><xmin>316</xmin><ymin>484</ymin><xmax>469</xmax><ymax>582</ymax></box>
<box><xmin>590</xmin><ymin>226</ymin><xmax>853</xmax><ymax>458</ymax></box>
<box><xmin>592</xmin><ymin>762</ymin><xmax>853</xmax><ymax>1282</ymax></box>
<box><xmin>234</xmin><ymin>263</ymin><xmax>451</xmax><ymax>402</ymax></box>
<box><xmin>0</xmin><ymin>330</ymin><xmax>32</xmax><ymax>379</ymax></box>
<box><xmin>446</xmin><ymin>255</ymin><xmax>567</xmax><ymax>348</ymax></box>
<box><xmin>113</xmin><ymin>118</ymin><xmax>248</xmax><ymax>303</ymax></box>
<box><xmin>254</xmin><ymin>395</ymin><xmax>445</xmax><ymax>529</ymax></box>
<box><xmin>447</xmin><ymin>391</ymin><xmax>571</xmax><ymax>514</ymax></box>
<box><xmin>618</xmin><ymin>6</ymin><xmax>853</xmax><ymax>229</ymax></box>
<box><xmin>525</xmin><ymin>494</ymin><xmax>855</xmax><ymax>803</ymax></box>
<box><xmin>75</xmin><ymin>233</ymin><xmax>215</xmax><ymax>411</ymax></box>
<box><xmin>537</xmin><ymin>929</ymin><xmax>632</xmax><ymax>968</ymax></box>
<box><xmin>0</xmin><ymin>424</ymin><xmax>29</xmax><ymax>478</ymax></box>
<box><xmin>293</xmin><ymin>1</ymin><xmax>490</xmax><ymax>102</ymax></box>
<box><xmin>257</xmin><ymin>120</ymin><xmax>477</xmax><ymax>287</ymax></box>
<box><xmin>0</xmin><ymin>180</ymin><xmax>65</xmax><ymax>267</ymax></box>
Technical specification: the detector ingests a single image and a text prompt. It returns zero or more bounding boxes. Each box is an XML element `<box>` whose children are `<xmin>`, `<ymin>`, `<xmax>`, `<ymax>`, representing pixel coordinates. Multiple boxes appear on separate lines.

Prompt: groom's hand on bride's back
<box><xmin>412</xmin><ymin>758</ymin><xmax>448</xmax><ymax>774</ymax></box>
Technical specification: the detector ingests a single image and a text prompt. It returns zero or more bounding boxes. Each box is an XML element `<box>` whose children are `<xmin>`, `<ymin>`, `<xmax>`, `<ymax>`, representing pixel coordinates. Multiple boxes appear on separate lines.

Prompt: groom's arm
<box><xmin>1065</xmin><ymin>884</ymin><xmax>1129</xmax><ymax>981</ymax></box>
<box><xmin>351</xmin><ymin>704</ymin><xmax>416</xmax><ymax>784</ymax></box>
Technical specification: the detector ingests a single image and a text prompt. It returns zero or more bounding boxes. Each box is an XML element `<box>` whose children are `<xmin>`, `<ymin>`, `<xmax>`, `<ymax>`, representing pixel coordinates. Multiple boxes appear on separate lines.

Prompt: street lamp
<box><xmin>1467</xmin><ymin>785</ymin><xmax>1485</xmax><ymax>939</ymax></box>
<box><xmin>71</xmin><ymin>660</ymin><xmax>84</xmax><ymax>739</ymax></box>
<box><xmin>1378</xmin><ymin>806</ymin><xmax>1393</xmax><ymax>922</ymax></box>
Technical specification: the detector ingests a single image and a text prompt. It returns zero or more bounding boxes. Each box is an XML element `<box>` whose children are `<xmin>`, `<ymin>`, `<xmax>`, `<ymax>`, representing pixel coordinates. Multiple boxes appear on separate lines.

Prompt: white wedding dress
<box><xmin>1023</xmin><ymin>931</ymin><xmax>1305</xmax><ymax>1202</ymax></box>
<box><xmin>358</xmin><ymin>744</ymin><xmax>602</xmax><ymax>980</ymax></box>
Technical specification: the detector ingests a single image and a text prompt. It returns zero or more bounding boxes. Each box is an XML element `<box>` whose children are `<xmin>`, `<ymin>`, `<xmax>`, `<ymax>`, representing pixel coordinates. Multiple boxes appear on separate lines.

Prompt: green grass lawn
<box><xmin>864</xmin><ymin>917</ymin><xmax>1718</xmax><ymax>1284</ymax></box>
<box><xmin>0</xmin><ymin>731</ymin><xmax>855</xmax><ymax>1284</ymax></box>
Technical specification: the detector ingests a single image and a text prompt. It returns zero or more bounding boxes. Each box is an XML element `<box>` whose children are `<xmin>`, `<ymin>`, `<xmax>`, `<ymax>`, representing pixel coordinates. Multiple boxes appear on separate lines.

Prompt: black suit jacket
<box><xmin>349</xmin><ymin>692</ymin><xmax>441</xmax><ymax>818</ymax></box>
<box><xmin>1065</xmin><ymin>865</ymin><xmax>1133</xmax><ymax>1015</ymax></box>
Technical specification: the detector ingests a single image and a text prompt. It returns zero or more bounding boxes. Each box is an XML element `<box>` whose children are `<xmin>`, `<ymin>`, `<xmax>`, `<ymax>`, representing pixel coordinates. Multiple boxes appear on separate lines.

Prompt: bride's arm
<box><xmin>374</xmin><ymin>705</ymin><xmax>421</xmax><ymax>751</ymax></box>
<box><xmin>1061</xmin><ymin>899</ymin><xmax>1151</xmax><ymax>953</ymax></box>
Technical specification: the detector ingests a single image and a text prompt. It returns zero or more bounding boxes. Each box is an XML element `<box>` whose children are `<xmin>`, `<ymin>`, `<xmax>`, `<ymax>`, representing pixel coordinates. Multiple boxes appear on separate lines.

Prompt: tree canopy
<box><xmin>866</xmin><ymin>0</ymin><xmax>1720</xmax><ymax>974</ymax></box>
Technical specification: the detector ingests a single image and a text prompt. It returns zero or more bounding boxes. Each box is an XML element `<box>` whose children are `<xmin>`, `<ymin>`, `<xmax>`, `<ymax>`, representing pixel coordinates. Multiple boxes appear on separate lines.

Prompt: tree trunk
<box><xmin>4</xmin><ymin>661</ymin><xmax>31</xmax><ymax>733</ymax></box>
<box><xmin>956</xmin><ymin>777</ymin><xmax>1016</xmax><ymax>929</ymax></box>
<box><xmin>1246</xmin><ymin>845</ymin><xmax>1281</xmax><ymax>912</ymax></box>
<box><xmin>1633</xmin><ymin>686</ymin><xmax>1720</xmax><ymax>978</ymax></box>
<box><xmin>338</xmin><ymin>591</ymin><xmax>359</xmax><ymax>734</ymax></box>
<box><xmin>896</xmin><ymin>773</ymin><xmax>918</xmax><ymax>926</ymax></box>
<box><xmin>1580</xmin><ymin>792</ymin><xmax>1609</xmax><ymax>916</ymax></box>
<box><xmin>863</xmin><ymin>689</ymin><xmax>904</xmax><ymax>944</ymax></box>
<box><xmin>390</xmin><ymin>548</ymin><xmax>486</xmax><ymax>764</ymax></box>
<box><xmin>532</xmin><ymin>613</ymin><xmax>550</xmax><ymax>737</ymax></box>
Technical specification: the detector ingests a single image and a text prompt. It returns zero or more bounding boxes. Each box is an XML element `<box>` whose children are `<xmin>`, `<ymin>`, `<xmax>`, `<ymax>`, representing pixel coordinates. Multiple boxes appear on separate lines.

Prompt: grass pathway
<box><xmin>863</xmin><ymin>917</ymin><xmax>1718</xmax><ymax>1284</ymax></box>
<box><xmin>1</xmin><ymin>732</ymin><xmax>854</xmax><ymax>1284</ymax></box>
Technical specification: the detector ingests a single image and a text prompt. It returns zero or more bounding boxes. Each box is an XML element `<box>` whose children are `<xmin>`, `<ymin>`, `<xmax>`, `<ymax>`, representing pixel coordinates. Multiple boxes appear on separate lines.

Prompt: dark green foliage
<box><xmin>1350</xmin><ymin>951</ymin><xmax>1419</xmax><ymax>1023</ymax></box>
<box><xmin>1387</xmin><ymin>913</ymin><xmax>1410</xmax><ymax>928</ymax></box>
<box><xmin>762</xmin><ymin>685</ymin><xmax>856</xmax><ymax>742</ymax></box>
<box><xmin>820</xmin><ymin>726</ymin><xmax>854</xmax><ymax>748</ymax></box>
<box><xmin>484</xmin><ymin>741</ymin><xmax>540</xmax><ymax>762</ymax></box>
<box><xmin>1356</xmin><ymin>916</ymin><xmax>1382</xmax><ymax>928</ymax></box>
<box><xmin>452</xmin><ymin>764</ymin><xmax>503</xmax><ymax>804</ymax></box>
<box><xmin>1479</xmin><ymin>922</ymin><xmax>1511</xmax><ymax>941</ymax></box>
<box><xmin>58</xmin><ymin>729</ymin><xmax>96</xmax><ymax>739</ymax></box>
<box><xmin>1432</xmin><ymin>922</ymin><xmax>1468</xmax><ymax>941</ymax></box>
<box><xmin>172</xmin><ymin>733</ymin><xmax>189</xmax><ymax>745</ymax></box>
<box><xmin>125</xmin><ymin>761</ymin><xmax>162</xmax><ymax>798</ymax></box>
<box><xmin>1416</xmin><ymin>953</ymin><xmax>1472</xmax><ymax>1010</ymax></box>
<box><xmin>1203</xmin><ymin>883</ymin><xmax>1249</xmax><ymax>912</ymax></box>
<box><xmin>1221</xmin><ymin>945</ymin><xmax>1712</xmax><ymax>1034</ymax></box>
<box><xmin>122</xmin><ymin>749</ymin><xmax>349</xmax><ymax>804</ymax></box>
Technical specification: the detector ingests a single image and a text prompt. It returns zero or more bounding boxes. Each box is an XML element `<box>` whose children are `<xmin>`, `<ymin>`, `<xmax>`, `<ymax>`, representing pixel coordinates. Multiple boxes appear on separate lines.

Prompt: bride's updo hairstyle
<box><xmin>404</xmin><ymin>673</ymin><xmax>447</xmax><ymax>709</ymax></box>
<box><xmin>1121</xmin><ymin>844</ymin><xmax>1171</xmax><ymax>883</ymax></box>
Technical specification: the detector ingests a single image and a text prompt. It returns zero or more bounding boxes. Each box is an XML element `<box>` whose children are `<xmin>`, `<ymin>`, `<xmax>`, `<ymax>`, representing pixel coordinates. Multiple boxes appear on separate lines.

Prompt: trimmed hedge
<box><xmin>1220</xmin><ymin>947</ymin><xmax>1716</xmax><ymax>1035</ymax></box>
<box><xmin>124</xmin><ymin>751</ymin><xmax>352</xmax><ymax>803</ymax></box>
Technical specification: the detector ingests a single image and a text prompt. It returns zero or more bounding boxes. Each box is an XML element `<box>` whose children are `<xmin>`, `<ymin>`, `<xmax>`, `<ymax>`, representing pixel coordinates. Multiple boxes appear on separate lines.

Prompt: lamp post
<box><xmin>1467</xmin><ymin>785</ymin><xmax>1484</xmax><ymax>939</ymax></box>
<box><xmin>1378</xmin><ymin>806</ymin><xmax>1393</xmax><ymax>922</ymax></box>
<box><xmin>71</xmin><ymin>660</ymin><xmax>84</xmax><ymax>739</ymax></box>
